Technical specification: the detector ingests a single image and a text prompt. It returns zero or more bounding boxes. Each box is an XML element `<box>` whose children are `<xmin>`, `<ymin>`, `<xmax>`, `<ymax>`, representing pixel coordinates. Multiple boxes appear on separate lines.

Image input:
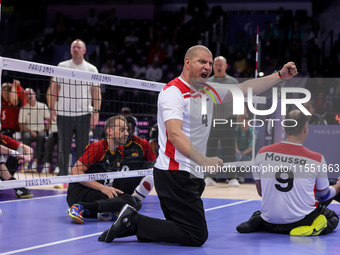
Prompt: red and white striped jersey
<box><xmin>253</xmin><ymin>141</ymin><xmax>329</xmax><ymax>224</ymax></box>
<box><xmin>154</xmin><ymin>77</ymin><xmax>228</xmax><ymax>178</ymax></box>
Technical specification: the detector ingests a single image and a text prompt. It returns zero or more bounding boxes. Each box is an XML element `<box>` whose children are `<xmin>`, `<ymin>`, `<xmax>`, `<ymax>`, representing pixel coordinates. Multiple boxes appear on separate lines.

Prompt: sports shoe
<box><xmin>290</xmin><ymin>215</ymin><xmax>327</xmax><ymax>236</ymax></box>
<box><xmin>31</xmin><ymin>161</ymin><xmax>38</xmax><ymax>172</ymax></box>
<box><xmin>228</xmin><ymin>178</ymin><xmax>240</xmax><ymax>187</ymax></box>
<box><xmin>98</xmin><ymin>204</ymin><xmax>137</xmax><ymax>243</ymax></box>
<box><xmin>237</xmin><ymin>211</ymin><xmax>262</xmax><ymax>233</ymax></box>
<box><xmin>53</xmin><ymin>166</ymin><xmax>60</xmax><ymax>175</ymax></box>
<box><xmin>21</xmin><ymin>164</ymin><xmax>37</xmax><ymax>173</ymax></box>
<box><xmin>67</xmin><ymin>204</ymin><xmax>88</xmax><ymax>224</ymax></box>
<box><xmin>238</xmin><ymin>177</ymin><xmax>245</xmax><ymax>183</ymax></box>
<box><xmin>42</xmin><ymin>162</ymin><xmax>51</xmax><ymax>174</ymax></box>
<box><xmin>97</xmin><ymin>211</ymin><xmax>119</xmax><ymax>221</ymax></box>
<box><xmin>54</xmin><ymin>183</ymin><xmax>68</xmax><ymax>189</ymax></box>
<box><xmin>14</xmin><ymin>188</ymin><xmax>33</xmax><ymax>199</ymax></box>
<box><xmin>204</xmin><ymin>177</ymin><xmax>217</xmax><ymax>186</ymax></box>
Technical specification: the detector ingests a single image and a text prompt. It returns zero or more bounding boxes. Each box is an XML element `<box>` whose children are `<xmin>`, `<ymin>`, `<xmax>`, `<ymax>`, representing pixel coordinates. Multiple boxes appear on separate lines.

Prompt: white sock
<box><xmin>132</xmin><ymin>175</ymin><xmax>154</xmax><ymax>201</ymax></box>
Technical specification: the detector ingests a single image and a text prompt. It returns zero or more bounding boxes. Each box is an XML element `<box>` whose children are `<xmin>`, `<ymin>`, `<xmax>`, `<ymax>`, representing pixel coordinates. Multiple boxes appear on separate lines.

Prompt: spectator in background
<box><xmin>44</xmin><ymin>85</ymin><xmax>59</xmax><ymax>174</ymax></box>
<box><xmin>205</xmin><ymin>56</ymin><xmax>239</xmax><ymax>186</ymax></box>
<box><xmin>146</xmin><ymin>61</ymin><xmax>163</xmax><ymax>82</ymax></box>
<box><xmin>132</xmin><ymin>57</ymin><xmax>148</xmax><ymax>79</ymax></box>
<box><xmin>149</xmin><ymin>123</ymin><xmax>159</xmax><ymax>158</ymax></box>
<box><xmin>333</xmin><ymin>33</ymin><xmax>340</xmax><ymax>65</ymax></box>
<box><xmin>0</xmin><ymin>134</ymin><xmax>34</xmax><ymax>199</ymax></box>
<box><xmin>43</xmin><ymin>115</ymin><xmax>59</xmax><ymax>174</ymax></box>
<box><xmin>19</xmin><ymin>42</ymin><xmax>36</xmax><ymax>61</ymax></box>
<box><xmin>210</xmin><ymin>34</ymin><xmax>228</xmax><ymax>58</ymax></box>
<box><xmin>303</xmin><ymin>102</ymin><xmax>326</xmax><ymax>125</ymax></box>
<box><xmin>124</xmin><ymin>116</ymin><xmax>155</xmax><ymax>171</ymax></box>
<box><xmin>148</xmin><ymin>41</ymin><xmax>166</xmax><ymax>65</ymax></box>
<box><xmin>232</xmin><ymin>50</ymin><xmax>249</xmax><ymax>78</ymax></box>
<box><xmin>234</xmin><ymin>109</ymin><xmax>256</xmax><ymax>186</ymax></box>
<box><xmin>161</xmin><ymin>39</ymin><xmax>174</xmax><ymax>64</ymax></box>
<box><xmin>1</xmin><ymin>80</ymin><xmax>27</xmax><ymax>174</ymax></box>
<box><xmin>232</xmin><ymin>31</ymin><xmax>249</xmax><ymax>59</ymax></box>
<box><xmin>100</xmin><ymin>59</ymin><xmax>116</xmax><ymax>75</ymax></box>
<box><xmin>18</xmin><ymin>88</ymin><xmax>50</xmax><ymax>172</ymax></box>
<box><xmin>1</xmin><ymin>81</ymin><xmax>27</xmax><ymax>137</ymax></box>
<box><xmin>121</xmin><ymin>107</ymin><xmax>138</xmax><ymax>136</ymax></box>
<box><xmin>306</xmin><ymin>20</ymin><xmax>321</xmax><ymax>75</ymax></box>
<box><xmin>124</xmin><ymin>29</ymin><xmax>139</xmax><ymax>57</ymax></box>
<box><xmin>288</xmin><ymin>20</ymin><xmax>303</xmax><ymax>71</ymax></box>
<box><xmin>314</xmin><ymin>91</ymin><xmax>331</xmax><ymax>115</ymax></box>
<box><xmin>235</xmin><ymin>111</ymin><xmax>255</xmax><ymax>162</ymax></box>
<box><xmin>86</xmin><ymin>8</ymin><xmax>98</xmax><ymax>33</ymax></box>
<box><xmin>49</xmin><ymin>39</ymin><xmax>102</xmax><ymax>180</ymax></box>
<box><xmin>261</xmin><ymin>21</ymin><xmax>279</xmax><ymax>71</ymax></box>
<box><xmin>53</xmin><ymin>12</ymin><xmax>68</xmax><ymax>43</ymax></box>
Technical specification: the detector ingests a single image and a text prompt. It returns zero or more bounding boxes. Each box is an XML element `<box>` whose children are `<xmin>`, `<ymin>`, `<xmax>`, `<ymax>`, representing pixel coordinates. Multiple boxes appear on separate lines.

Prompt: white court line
<box><xmin>205</xmin><ymin>199</ymin><xmax>253</xmax><ymax>212</ymax></box>
<box><xmin>1</xmin><ymin>233</ymin><xmax>102</xmax><ymax>255</ymax></box>
<box><xmin>0</xmin><ymin>194</ymin><xmax>66</xmax><ymax>204</ymax></box>
<box><xmin>2</xmin><ymin>199</ymin><xmax>254</xmax><ymax>254</ymax></box>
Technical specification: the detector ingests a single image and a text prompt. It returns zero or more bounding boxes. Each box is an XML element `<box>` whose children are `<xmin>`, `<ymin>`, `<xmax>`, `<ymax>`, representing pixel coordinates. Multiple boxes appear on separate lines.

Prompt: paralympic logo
<box><xmin>200</xmin><ymin>83</ymin><xmax>222</xmax><ymax>105</ymax></box>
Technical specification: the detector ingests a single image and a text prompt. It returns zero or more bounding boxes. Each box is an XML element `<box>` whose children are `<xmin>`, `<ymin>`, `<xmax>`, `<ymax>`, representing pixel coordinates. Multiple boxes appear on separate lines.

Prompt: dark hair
<box><xmin>284</xmin><ymin>110</ymin><xmax>308</xmax><ymax>136</ymax></box>
<box><xmin>126</xmin><ymin>116</ymin><xmax>136</xmax><ymax>128</ymax></box>
<box><xmin>150</xmin><ymin>123</ymin><xmax>158</xmax><ymax>139</ymax></box>
<box><xmin>121</xmin><ymin>107</ymin><xmax>132</xmax><ymax>115</ymax></box>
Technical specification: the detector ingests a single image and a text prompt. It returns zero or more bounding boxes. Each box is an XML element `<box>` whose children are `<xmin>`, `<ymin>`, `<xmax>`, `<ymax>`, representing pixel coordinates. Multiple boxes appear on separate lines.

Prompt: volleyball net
<box><xmin>0</xmin><ymin>56</ymin><xmax>304</xmax><ymax>190</ymax></box>
<box><xmin>0</xmin><ymin>57</ymin><xmax>162</xmax><ymax>190</ymax></box>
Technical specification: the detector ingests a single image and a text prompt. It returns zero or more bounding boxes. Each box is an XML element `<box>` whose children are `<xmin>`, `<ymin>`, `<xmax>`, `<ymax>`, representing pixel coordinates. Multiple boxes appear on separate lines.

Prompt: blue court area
<box><xmin>1</xmin><ymin>191</ymin><xmax>340</xmax><ymax>255</ymax></box>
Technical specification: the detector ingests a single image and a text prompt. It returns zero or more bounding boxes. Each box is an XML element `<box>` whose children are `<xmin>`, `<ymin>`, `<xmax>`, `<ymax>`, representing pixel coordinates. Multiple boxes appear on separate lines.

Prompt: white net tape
<box><xmin>0</xmin><ymin>57</ymin><xmax>165</xmax><ymax>92</ymax></box>
<box><xmin>0</xmin><ymin>169</ymin><xmax>153</xmax><ymax>190</ymax></box>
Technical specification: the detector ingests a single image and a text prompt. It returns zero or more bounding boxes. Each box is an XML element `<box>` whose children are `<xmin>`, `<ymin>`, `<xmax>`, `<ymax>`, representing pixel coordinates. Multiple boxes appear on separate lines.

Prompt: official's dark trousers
<box><xmin>135</xmin><ymin>168</ymin><xmax>208</xmax><ymax>247</ymax></box>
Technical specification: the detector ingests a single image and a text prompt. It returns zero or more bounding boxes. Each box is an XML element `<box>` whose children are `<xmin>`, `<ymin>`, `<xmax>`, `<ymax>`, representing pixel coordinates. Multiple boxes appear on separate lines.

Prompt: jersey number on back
<box><xmin>275</xmin><ymin>169</ymin><xmax>294</xmax><ymax>192</ymax></box>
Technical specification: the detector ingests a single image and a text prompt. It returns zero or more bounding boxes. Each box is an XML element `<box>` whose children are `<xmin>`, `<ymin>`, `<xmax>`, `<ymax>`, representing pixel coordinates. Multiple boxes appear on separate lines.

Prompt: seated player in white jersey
<box><xmin>237</xmin><ymin>110</ymin><xmax>340</xmax><ymax>236</ymax></box>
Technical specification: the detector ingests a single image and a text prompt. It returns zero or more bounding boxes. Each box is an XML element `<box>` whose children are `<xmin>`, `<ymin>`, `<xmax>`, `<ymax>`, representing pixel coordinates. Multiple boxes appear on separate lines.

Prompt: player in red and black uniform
<box><xmin>66</xmin><ymin>115</ymin><xmax>155</xmax><ymax>224</ymax></box>
<box><xmin>115</xmin><ymin>116</ymin><xmax>155</xmax><ymax>194</ymax></box>
<box><xmin>1</xmin><ymin>80</ymin><xmax>27</xmax><ymax>175</ymax></box>
<box><xmin>0</xmin><ymin>134</ymin><xmax>34</xmax><ymax>198</ymax></box>
<box><xmin>1</xmin><ymin>80</ymin><xmax>27</xmax><ymax>136</ymax></box>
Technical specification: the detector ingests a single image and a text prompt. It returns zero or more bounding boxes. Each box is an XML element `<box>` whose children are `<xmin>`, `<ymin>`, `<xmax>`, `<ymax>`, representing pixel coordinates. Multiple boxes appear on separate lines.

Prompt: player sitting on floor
<box><xmin>0</xmin><ymin>134</ymin><xmax>34</xmax><ymax>199</ymax></box>
<box><xmin>66</xmin><ymin>115</ymin><xmax>155</xmax><ymax>224</ymax></box>
<box><xmin>237</xmin><ymin>110</ymin><xmax>340</xmax><ymax>236</ymax></box>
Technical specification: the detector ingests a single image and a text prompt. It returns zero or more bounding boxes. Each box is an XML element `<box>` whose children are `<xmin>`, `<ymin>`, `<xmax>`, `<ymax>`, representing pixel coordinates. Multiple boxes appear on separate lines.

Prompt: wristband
<box><xmin>10</xmin><ymin>149</ymin><xmax>19</xmax><ymax>157</ymax></box>
<box><xmin>278</xmin><ymin>71</ymin><xmax>284</xmax><ymax>80</ymax></box>
<box><xmin>94</xmin><ymin>109</ymin><xmax>100</xmax><ymax>113</ymax></box>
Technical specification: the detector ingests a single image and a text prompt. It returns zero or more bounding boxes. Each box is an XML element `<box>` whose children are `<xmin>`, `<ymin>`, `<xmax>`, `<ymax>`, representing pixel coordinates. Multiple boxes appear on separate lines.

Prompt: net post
<box><xmin>251</xmin><ymin>26</ymin><xmax>260</xmax><ymax>161</ymax></box>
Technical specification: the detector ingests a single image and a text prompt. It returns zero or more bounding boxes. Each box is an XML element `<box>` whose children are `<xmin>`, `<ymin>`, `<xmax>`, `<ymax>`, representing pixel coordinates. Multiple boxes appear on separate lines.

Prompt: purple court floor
<box><xmin>1</xmin><ymin>189</ymin><xmax>340</xmax><ymax>255</ymax></box>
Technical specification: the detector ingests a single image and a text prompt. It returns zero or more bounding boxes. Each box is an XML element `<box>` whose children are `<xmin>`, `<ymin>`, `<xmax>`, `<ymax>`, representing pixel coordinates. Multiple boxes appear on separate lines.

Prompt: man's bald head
<box><xmin>214</xmin><ymin>56</ymin><xmax>227</xmax><ymax>64</ymax></box>
<box><xmin>184</xmin><ymin>45</ymin><xmax>212</xmax><ymax>61</ymax></box>
<box><xmin>213</xmin><ymin>56</ymin><xmax>228</xmax><ymax>78</ymax></box>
